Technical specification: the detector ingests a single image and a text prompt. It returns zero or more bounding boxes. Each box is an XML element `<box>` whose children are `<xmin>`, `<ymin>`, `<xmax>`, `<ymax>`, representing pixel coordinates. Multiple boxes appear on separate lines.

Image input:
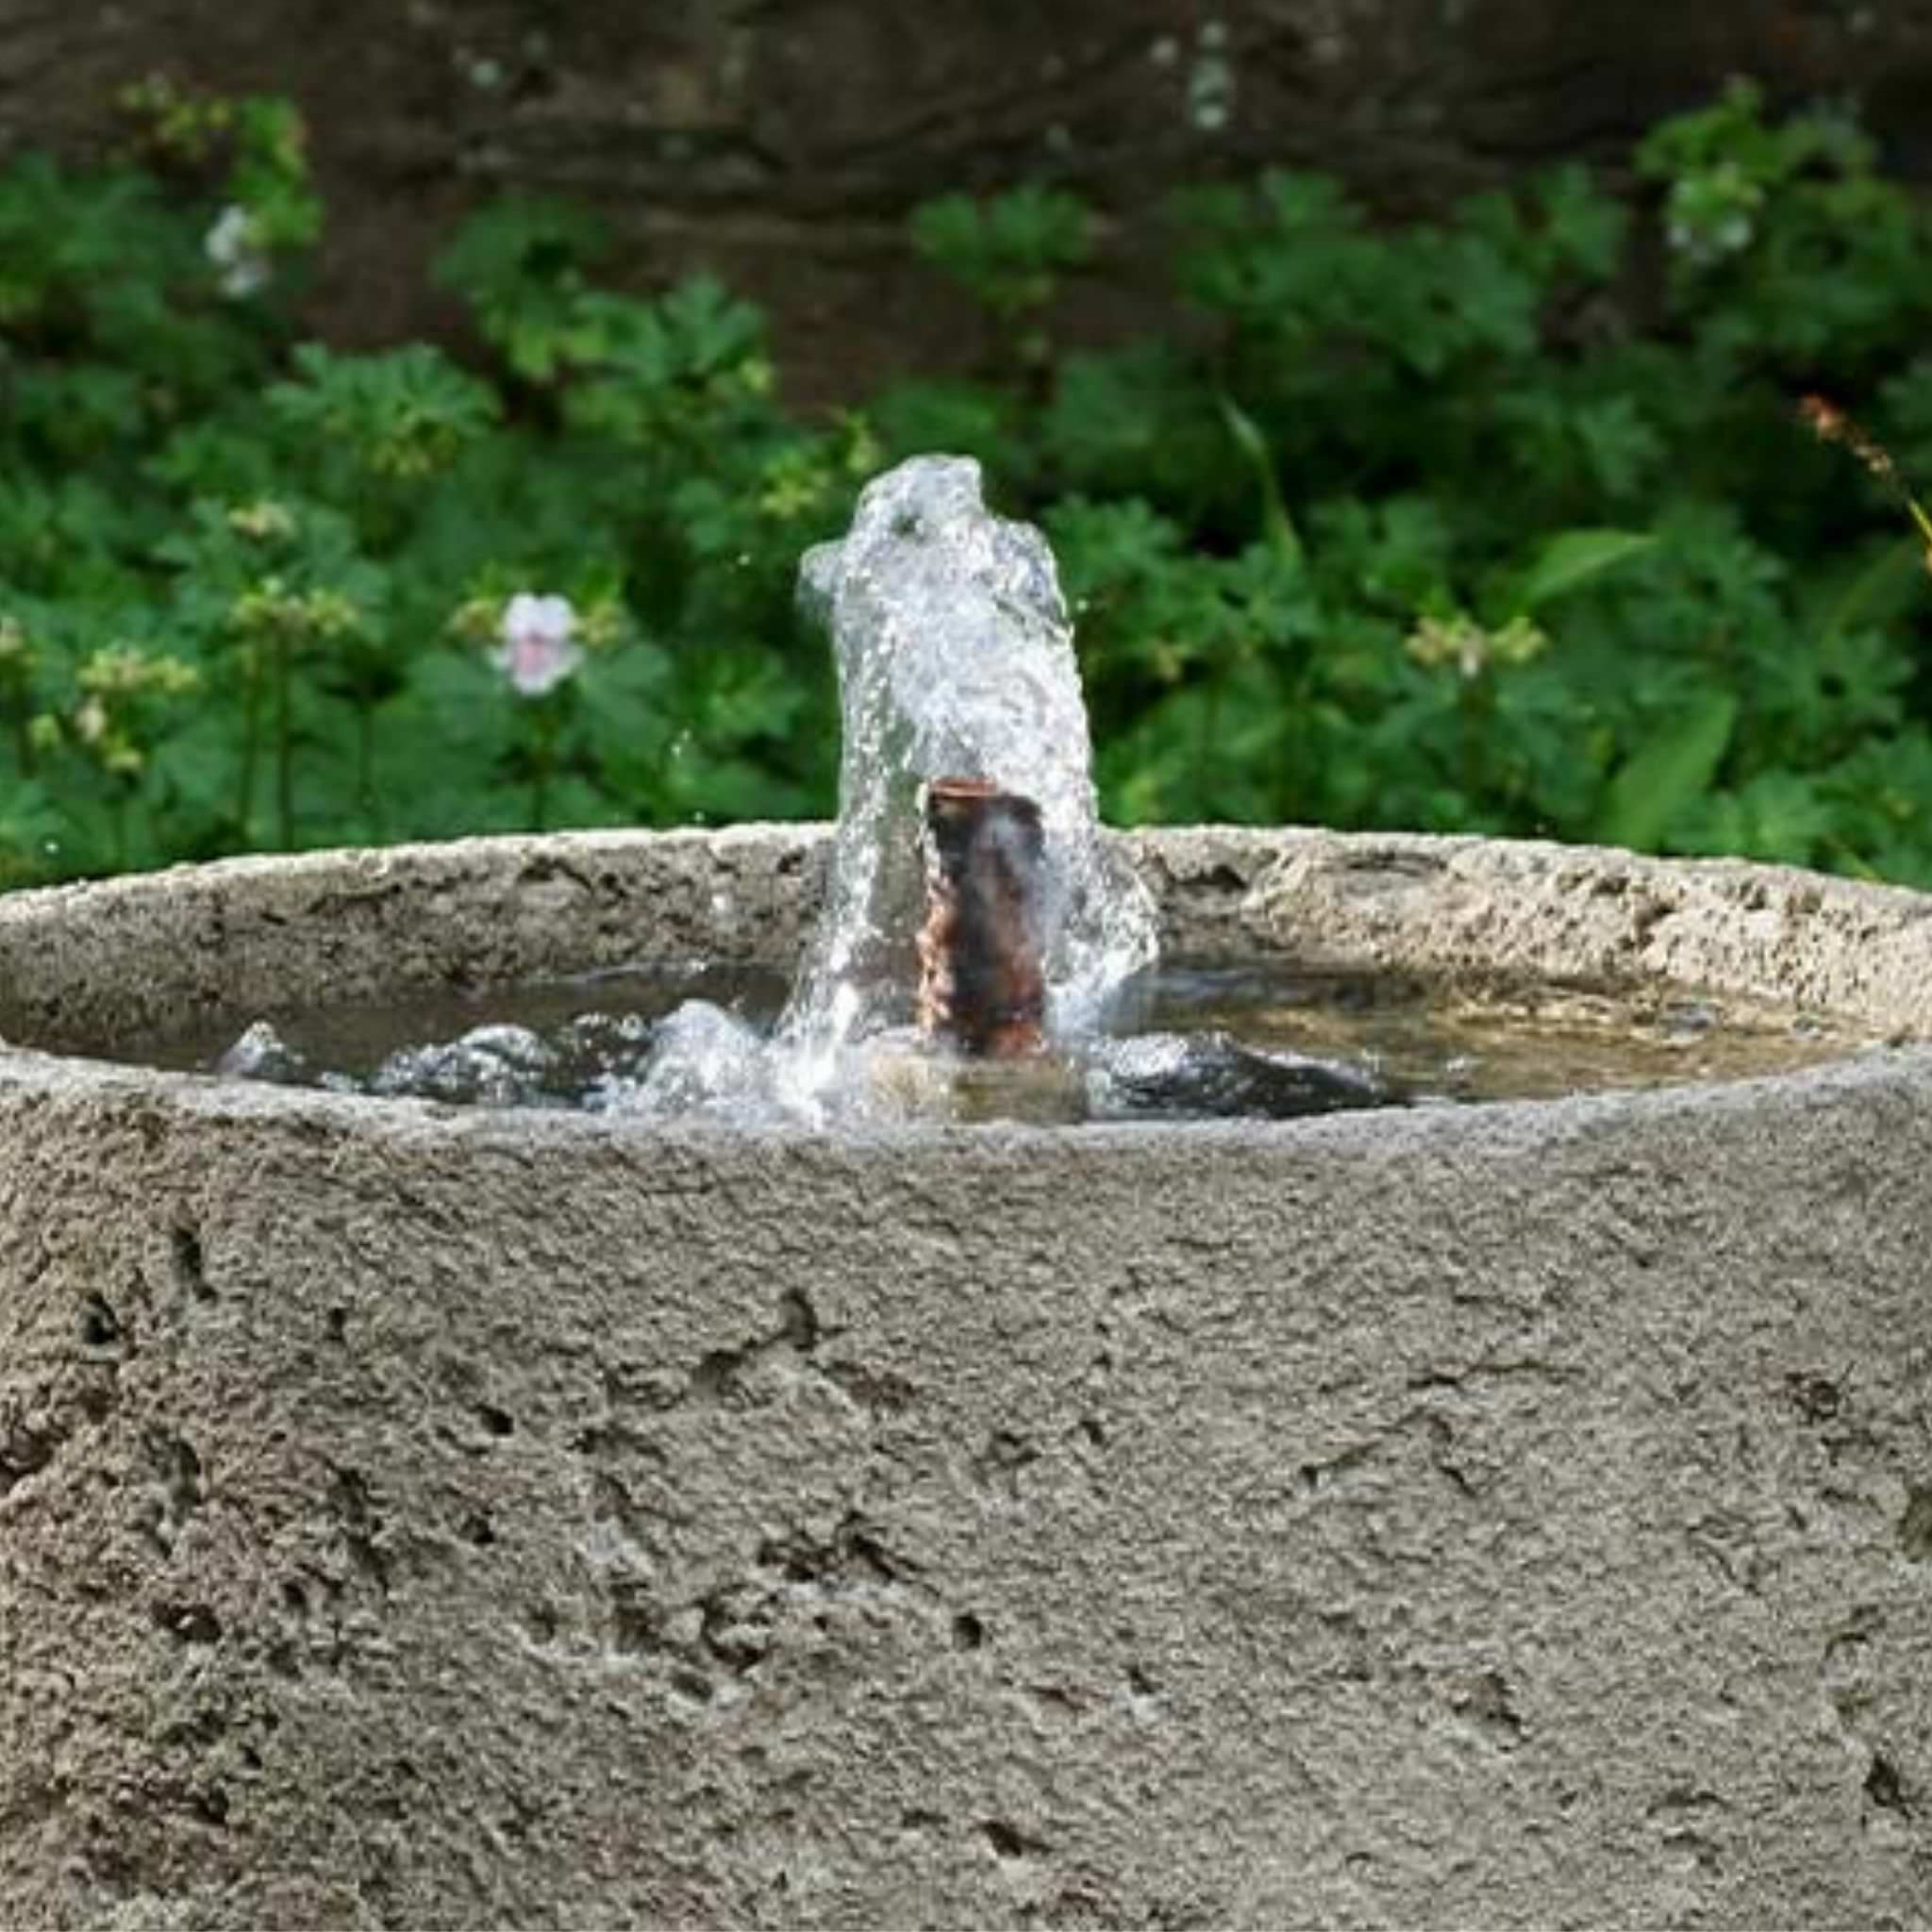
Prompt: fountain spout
<box><xmin>917</xmin><ymin>778</ymin><xmax>1047</xmax><ymax>1058</ymax></box>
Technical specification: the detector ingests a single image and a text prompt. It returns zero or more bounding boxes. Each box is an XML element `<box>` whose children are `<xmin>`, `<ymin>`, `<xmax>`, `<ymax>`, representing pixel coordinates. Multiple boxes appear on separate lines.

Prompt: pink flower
<box><xmin>492</xmin><ymin>592</ymin><xmax>582</xmax><ymax>698</ymax></box>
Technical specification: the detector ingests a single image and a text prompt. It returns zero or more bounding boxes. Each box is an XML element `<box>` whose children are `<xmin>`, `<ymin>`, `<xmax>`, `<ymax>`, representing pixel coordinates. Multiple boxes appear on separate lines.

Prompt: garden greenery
<box><xmin>3</xmin><ymin>77</ymin><xmax>1932</xmax><ymax>891</ymax></box>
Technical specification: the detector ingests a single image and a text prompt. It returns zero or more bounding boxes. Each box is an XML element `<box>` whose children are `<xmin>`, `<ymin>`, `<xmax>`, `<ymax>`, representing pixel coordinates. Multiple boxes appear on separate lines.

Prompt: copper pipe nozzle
<box><xmin>917</xmin><ymin>777</ymin><xmax>1047</xmax><ymax>1058</ymax></box>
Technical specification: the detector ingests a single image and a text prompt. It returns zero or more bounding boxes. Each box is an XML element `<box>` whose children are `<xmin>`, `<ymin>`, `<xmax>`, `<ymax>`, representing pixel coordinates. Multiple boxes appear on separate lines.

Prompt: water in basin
<box><xmin>103</xmin><ymin>958</ymin><xmax>1874</xmax><ymax>1125</ymax></box>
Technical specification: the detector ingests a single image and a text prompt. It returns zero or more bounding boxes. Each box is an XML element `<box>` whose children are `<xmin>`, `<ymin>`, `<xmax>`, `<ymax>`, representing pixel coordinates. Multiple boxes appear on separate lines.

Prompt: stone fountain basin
<box><xmin>1</xmin><ymin>825</ymin><xmax>1929</xmax><ymax>1931</ymax></box>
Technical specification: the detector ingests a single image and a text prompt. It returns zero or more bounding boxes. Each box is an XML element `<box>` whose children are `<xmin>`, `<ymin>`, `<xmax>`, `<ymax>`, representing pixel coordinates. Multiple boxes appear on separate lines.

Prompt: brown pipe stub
<box><xmin>918</xmin><ymin>777</ymin><xmax>1047</xmax><ymax>1058</ymax></box>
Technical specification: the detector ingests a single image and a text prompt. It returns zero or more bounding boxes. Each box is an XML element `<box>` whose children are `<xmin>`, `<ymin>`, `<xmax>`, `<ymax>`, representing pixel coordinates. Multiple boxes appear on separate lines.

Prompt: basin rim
<box><xmin>1</xmin><ymin>822</ymin><xmax>1926</xmax><ymax>1146</ymax></box>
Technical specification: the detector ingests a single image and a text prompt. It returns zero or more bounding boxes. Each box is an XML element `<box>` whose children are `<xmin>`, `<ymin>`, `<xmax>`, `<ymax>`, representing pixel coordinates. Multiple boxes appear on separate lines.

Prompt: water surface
<box><xmin>101</xmin><ymin>957</ymin><xmax>1877</xmax><ymax>1125</ymax></box>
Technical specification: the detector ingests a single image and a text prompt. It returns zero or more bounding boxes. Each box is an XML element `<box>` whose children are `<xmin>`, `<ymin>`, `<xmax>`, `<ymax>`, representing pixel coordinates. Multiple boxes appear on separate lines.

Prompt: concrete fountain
<box><xmin>2</xmin><ymin>458</ymin><xmax>1930</xmax><ymax>1929</ymax></box>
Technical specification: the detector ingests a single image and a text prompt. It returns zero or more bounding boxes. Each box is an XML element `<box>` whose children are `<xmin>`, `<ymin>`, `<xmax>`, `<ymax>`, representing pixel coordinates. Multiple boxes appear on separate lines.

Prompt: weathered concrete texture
<box><xmin>2</xmin><ymin>827</ymin><xmax>1931</xmax><ymax>1930</ymax></box>
<box><xmin>0</xmin><ymin>824</ymin><xmax>827</xmax><ymax>1052</ymax></box>
<box><xmin>1140</xmin><ymin>826</ymin><xmax>1932</xmax><ymax>1036</ymax></box>
<box><xmin>7</xmin><ymin>823</ymin><xmax>1932</xmax><ymax>1044</ymax></box>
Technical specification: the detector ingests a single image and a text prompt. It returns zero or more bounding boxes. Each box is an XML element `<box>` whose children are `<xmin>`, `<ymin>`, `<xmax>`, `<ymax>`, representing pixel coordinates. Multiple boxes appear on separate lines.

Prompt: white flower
<box><xmin>1188</xmin><ymin>20</ymin><xmax>1235</xmax><ymax>133</ymax></box>
<box><xmin>491</xmin><ymin>592</ymin><xmax>583</xmax><ymax>698</ymax></box>
<box><xmin>205</xmin><ymin>205</ymin><xmax>270</xmax><ymax>299</ymax></box>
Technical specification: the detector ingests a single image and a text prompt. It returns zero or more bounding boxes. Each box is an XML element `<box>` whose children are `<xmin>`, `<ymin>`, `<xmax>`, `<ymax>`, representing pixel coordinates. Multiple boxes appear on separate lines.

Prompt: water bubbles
<box><xmin>210</xmin><ymin>1011</ymin><xmax>659</xmax><ymax>1111</ymax></box>
<box><xmin>205</xmin><ymin>985</ymin><xmax>1397</xmax><ymax>1126</ymax></box>
<box><xmin>595</xmin><ymin>1001</ymin><xmax>770</xmax><ymax>1118</ymax></box>
<box><xmin>369</xmin><ymin>1024</ymin><xmax>551</xmax><ymax>1106</ymax></box>
<box><xmin>187</xmin><ymin>960</ymin><xmax>1858</xmax><ymax>1126</ymax></box>
<box><xmin>217</xmin><ymin>1020</ymin><xmax>306</xmax><ymax>1084</ymax></box>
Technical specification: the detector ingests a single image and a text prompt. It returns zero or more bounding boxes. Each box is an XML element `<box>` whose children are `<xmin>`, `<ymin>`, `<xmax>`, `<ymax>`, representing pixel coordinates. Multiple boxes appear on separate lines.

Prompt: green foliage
<box><xmin>1511</xmin><ymin>530</ymin><xmax>1658</xmax><ymax>613</ymax></box>
<box><xmin>0</xmin><ymin>84</ymin><xmax>854</xmax><ymax>884</ymax></box>
<box><xmin>910</xmin><ymin>184</ymin><xmax>1092</xmax><ymax>319</ymax></box>
<box><xmin>5</xmin><ymin>81</ymin><xmax>1932</xmax><ymax>895</ymax></box>
<box><xmin>429</xmin><ymin>193</ymin><xmax>613</xmax><ymax>382</ymax></box>
<box><xmin>1634</xmin><ymin>77</ymin><xmax>1928</xmax><ymax>370</ymax></box>
<box><xmin>910</xmin><ymin>184</ymin><xmax>1093</xmax><ymax>372</ymax></box>
<box><xmin>878</xmin><ymin>94</ymin><xmax>1932</xmax><ymax>882</ymax></box>
<box><xmin>1596</xmin><ymin>691</ymin><xmax>1739</xmax><ymax>853</ymax></box>
<box><xmin>269</xmin><ymin>342</ymin><xmax>501</xmax><ymax>481</ymax></box>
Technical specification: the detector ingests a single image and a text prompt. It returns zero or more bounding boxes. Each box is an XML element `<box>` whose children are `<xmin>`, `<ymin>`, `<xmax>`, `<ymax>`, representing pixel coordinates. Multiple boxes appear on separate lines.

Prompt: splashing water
<box><xmin>183</xmin><ymin>458</ymin><xmax>1205</xmax><ymax>1126</ymax></box>
<box><xmin>179</xmin><ymin>960</ymin><xmax>1871</xmax><ymax>1126</ymax></box>
<box><xmin>617</xmin><ymin>455</ymin><xmax>1160</xmax><ymax>1122</ymax></box>
<box><xmin>786</xmin><ymin>454</ymin><xmax>1158</xmax><ymax>1053</ymax></box>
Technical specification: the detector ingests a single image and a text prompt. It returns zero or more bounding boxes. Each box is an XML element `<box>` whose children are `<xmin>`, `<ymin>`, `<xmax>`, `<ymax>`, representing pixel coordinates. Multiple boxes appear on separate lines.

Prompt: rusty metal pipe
<box><xmin>917</xmin><ymin>777</ymin><xmax>1047</xmax><ymax>1058</ymax></box>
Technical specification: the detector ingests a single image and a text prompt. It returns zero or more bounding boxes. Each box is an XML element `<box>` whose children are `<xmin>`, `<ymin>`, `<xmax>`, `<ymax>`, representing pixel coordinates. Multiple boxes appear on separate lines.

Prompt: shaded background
<box><xmin>7</xmin><ymin>0</ymin><xmax>1929</xmax><ymax>401</ymax></box>
<box><xmin>6</xmin><ymin>0</ymin><xmax>1932</xmax><ymax>887</ymax></box>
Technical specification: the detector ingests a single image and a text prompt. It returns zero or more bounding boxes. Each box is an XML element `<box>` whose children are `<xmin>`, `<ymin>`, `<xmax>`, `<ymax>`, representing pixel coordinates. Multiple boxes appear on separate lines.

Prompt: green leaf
<box><xmin>1513</xmin><ymin>528</ymin><xmax>1657</xmax><ymax>611</ymax></box>
<box><xmin>910</xmin><ymin>186</ymin><xmax>1091</xmax><ymax>317</ymax></box>
<box><xmin>1218</xmin><ymin>395</ymin><xmax>1301</xmax><ymax>565</ymax></box>
<box><xmin>1594</xmin><ymin>691</ymin><xmax>1738</xmax><ymax>852</ymax></box>
<box><xmin>1535</xmin><ymin>164</ymin><xmax>1628</xmax><ymax>280</ymax></box>
<box><xmin>1683</xmin><ymin>771</ymin><xmax>1837</xmax><ymax>866</ymax></box>
<box><xmin>1816</xmin><ymin>537</ymin><xmax>1924</xmax><ymax>643</ymax></box>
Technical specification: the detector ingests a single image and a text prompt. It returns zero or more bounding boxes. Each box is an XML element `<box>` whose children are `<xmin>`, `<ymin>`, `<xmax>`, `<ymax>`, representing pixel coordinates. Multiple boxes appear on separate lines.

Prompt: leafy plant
<box><xmin>4</xmin><ymin>82</ymin><xmax>1932</xmax><ymax>896</ymax></box>
<box><xmin>910</xmin><ymin>183</ymin><xmax>1094</xmax><ymax>374</ymax></box>
<box><xmin>910</xmin><ymin>184</ymin><xmax>1092</xmax><ymax>320</ymax></box>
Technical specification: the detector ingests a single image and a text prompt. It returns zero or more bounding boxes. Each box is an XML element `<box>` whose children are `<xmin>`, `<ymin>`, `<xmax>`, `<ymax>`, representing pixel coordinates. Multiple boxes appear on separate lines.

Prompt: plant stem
<box><xmin>1198</xmin><ymin>677</ymin><xmax>1222</xmax><ymax>820</ymax></box>
<box><xmin>357</xmin><ymin>700</ymin><xmax>381</xmax><ymax>841</ymax></box>
<box><xmin>530</xmin><ymin>747</ymin><xmax>550</xmax><ymax>833</ymax></box>
<box><xmin>1218</xmin><ymin>392</ymin><xmax>1304</xmax><ymax>566</ymax></box>
<box><xmin>236</xmin><ymin>643</ymin><xmax>262</xmax><ymax>839</ymax></box>
<box><xmin>274</xmin><ymin>630</ymin><xmax>294</xmax><ymax>849</ymax></box>
<box><xmin>0</xmin><ymin>660</ymin><xmax>31</xmax><ymax>777</ymax></box>
<box><xmin>1459</xmin><ymin>676</ymin><xmax>1491</xmax><ymax>805</ymax></box>
<box><xmin>529</xmin><ymin>706</ymin><xmax>558</xmax><ymax>832</ymax></box>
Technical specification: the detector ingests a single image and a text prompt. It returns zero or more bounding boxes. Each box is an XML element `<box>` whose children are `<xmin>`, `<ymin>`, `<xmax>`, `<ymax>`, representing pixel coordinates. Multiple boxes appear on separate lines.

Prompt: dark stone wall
<box><xmin>2</xmin><ymin>1</ymin><xmax>1929</xmax><ymax>397</ymax></box>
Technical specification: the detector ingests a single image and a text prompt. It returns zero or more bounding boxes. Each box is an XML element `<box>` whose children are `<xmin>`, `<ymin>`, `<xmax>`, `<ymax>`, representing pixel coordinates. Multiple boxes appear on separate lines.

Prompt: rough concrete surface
<box><xmin>1</xmin><ymin>827</ymin><xmax>1930</xmax><ymax>1930</ymax></box>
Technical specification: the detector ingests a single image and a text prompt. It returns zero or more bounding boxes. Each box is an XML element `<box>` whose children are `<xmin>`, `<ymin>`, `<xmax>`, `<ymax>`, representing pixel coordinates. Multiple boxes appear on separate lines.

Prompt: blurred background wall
<box><xmin>4</xmin><ymin>0</ymin><xmax>1925</xmax><ymax>398</ymax></box>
